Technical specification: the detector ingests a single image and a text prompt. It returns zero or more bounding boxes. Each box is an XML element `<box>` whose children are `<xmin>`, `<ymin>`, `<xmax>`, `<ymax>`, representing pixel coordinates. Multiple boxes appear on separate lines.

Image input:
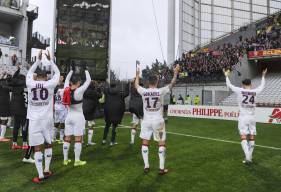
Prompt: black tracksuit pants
<box><xmin>13</xmin><ymin>116</ymin><xmax>27</xmax><ymax>143</ymax></box>
<box><xmin>103</xmin><ymin>121</ymin><xmax>118</xmax><ymax>143</ymax></box>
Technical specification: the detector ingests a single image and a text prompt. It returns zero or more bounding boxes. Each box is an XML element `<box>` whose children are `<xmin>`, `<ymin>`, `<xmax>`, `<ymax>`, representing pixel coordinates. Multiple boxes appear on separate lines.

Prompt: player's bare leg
<box><xmin>248</xmin><ymin>135</ymin><xmax>255</xmax><ymax>162</ymax></box>
<box><xmin>74</xmin><ymin>136</ymin><xmax>86</xmax><ymax>166</ymax></box>
<box><xmin>241</xmin><ymin>135</ymin><xmax>251</xmax><ymax>164</ymax></box>
<box><xmin>44</xmin><ymin>143</ymin><xmax>53</xmax><ymax>178</ymax></box>
<box><xmin>158</xmin><ymin>140</ymin><xmax>168</xmax><ymax>175</ymax></box>
<box><xmin>33</xmin><ymin>145</ymin><xmax>45</xmax><ymax>183</ymax></box>
<box><xmin>63</xmin><ymin>136</ymin><xmax>71</xmax><ymax>165</ymax></box>
<box><xmin>141</xmin><ymin>139</ymin><xmax>150</xmax><ymax>173</ymax></box>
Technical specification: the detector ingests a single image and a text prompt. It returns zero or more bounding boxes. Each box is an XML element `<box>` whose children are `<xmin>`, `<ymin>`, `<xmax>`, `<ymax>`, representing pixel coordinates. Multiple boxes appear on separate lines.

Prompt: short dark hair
<box><xmin>148</xmin><ymin>74</ymin><xmax>158</xmax><ymax>85</ymax></box>
<box><xmin>70</xmin><ymin>74</ymin><xmax>81</xmax><ymax>84</ymax></box>
<box><xmin>35</xmin><ymin>68</ymin><xmax>47</xmax><ymax>78</ymax></box>
<box><xmin>242</xmin><ymin>79</ymin><xmax>251</xmax><ymax>86</ymax></box>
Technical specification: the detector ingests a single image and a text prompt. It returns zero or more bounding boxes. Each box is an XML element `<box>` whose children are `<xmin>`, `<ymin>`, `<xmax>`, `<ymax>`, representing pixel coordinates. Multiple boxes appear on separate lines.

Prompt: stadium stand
<box><xmin>166</xmin><ymin>10</ymin><xmax>281</xmax><ymax>107</ymax></box>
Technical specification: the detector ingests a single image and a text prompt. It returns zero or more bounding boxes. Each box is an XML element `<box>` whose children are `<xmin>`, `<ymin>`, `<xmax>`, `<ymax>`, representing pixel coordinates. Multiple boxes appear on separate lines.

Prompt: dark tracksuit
<box><xmin>103</xmin><ymin>84</ymin><xmax>129</xmax><ymax>143</ymax></box>
<box><xmin>0</xmin><ymin>77</ymin><xmax>11</xmax><ymax>123</ymax></box>
<box><xmin>83</xmin><ymin>83</ymin><xmax>102</xmax><ymax>122</ymax></box>
<box><xmin>8</xmin><ymin>69</ymin><xmax>33</xmax><ymax>158</ymax></box>
<box><xmin>129</xmin><ymin>83</ymin><xmax>143</xmax><ymax>119</ymax></box>
<box><xmin>9</xmin><ymin>69</ymin><xmax>28</xmax><ymax>143</ymax></box>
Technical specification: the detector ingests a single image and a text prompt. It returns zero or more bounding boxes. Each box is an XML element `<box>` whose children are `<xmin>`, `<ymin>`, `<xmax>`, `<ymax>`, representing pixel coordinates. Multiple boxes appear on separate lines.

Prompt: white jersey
<box><xmin>137</xmin><ymin>85</ymin><xmax>170</xmax><ymax>121</ymax></box>
<box><xmin>26</xmin><ymin>60</ymin><xmax>60</xmax><ymax>120</ymax></box>
<box><xmin>226</xmin><ymin>77</ymin><xmax>265</xmax><ymax>116</ymax></box>
<box><xmin>54</xmin><ymin>87</ymin><xmax>66</xmax><ymax>111</ymax></box>
<box><xmin>64</xmin><ymin>70</ymin><xmax>91</xmax><ymax>113</ymax></box>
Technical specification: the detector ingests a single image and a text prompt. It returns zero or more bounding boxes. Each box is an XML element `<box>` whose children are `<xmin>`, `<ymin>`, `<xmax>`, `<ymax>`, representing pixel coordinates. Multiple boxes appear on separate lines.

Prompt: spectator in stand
<box><xmin>185</xmin><ymin>95</ymin><xmax>192</xmax><ymax>105</ymax></box>
<box><xmin>177</xmin><ymin>94</ymin><xmax>184</xmax><ymax>105</ymax></box>
<box><xmin>194</xmin><ymin>95</ymin><xmax>200</xmax><ymax>106</ymax></box>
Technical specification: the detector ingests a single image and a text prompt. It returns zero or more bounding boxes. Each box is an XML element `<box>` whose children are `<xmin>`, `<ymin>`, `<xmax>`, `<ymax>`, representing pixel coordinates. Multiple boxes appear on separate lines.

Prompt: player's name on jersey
<box><xmin>242</xmin><ymin>91</ymin><xmax>256</xmax><ymax>96</ymax></box>
<box><xmin>30</xmin><ymin>100</ymin><xmax>49</xmax><ymax>106</ymax></box>
<box><xmin>143</xmin><ymin>92</ymin><xmax>160</xmax><ymax>97</ymax></box>
<box><xmin>145</xmin><ymin>107</ymin><xmax>160</xmax><ymax>112</ymax></box>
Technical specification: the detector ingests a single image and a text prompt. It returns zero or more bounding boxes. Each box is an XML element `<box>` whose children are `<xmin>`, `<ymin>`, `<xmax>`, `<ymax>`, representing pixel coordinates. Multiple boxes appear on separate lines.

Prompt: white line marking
<box><xmin>118</xmin><ymin>124</ymin><xmax>281</xmax><ymax>151</ymax></box>
<box><xmin>7</xmin><ymin>124</ymin><xmax>280</xmax><ymax>151</ymax></box>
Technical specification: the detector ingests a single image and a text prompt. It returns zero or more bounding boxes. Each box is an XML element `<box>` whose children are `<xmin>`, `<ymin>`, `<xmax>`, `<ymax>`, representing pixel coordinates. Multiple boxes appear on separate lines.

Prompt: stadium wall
<box><xmin>172</xmin><ymin>83</ymin><xmax>229</xmax><ymax>106</ymax></box>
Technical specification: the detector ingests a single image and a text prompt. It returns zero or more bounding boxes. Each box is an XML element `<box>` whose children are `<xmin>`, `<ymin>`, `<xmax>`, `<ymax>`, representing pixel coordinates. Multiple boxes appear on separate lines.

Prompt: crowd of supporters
<box><xmin>161</xmin><ymin>12</ymin><xmax>281</xmax><ymax>83</ymax></box>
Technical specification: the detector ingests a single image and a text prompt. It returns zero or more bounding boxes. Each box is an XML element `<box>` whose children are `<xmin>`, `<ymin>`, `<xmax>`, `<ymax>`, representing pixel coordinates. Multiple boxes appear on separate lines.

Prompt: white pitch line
<box><xmin>117</xmin><ymin>124</ymin><xmax>281</xmax><ymax>151</ymax></box>
<box><xmin>7</xmin><ymin>124</ymin><xmax>281</xmax><ymax>151</ymax></box>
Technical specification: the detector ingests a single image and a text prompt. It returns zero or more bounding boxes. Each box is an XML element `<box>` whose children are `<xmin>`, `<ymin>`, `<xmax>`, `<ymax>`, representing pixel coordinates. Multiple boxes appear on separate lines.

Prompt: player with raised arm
<box><xmin>135</xmin><ymin>64</ymin><xmax>180</xmax><ymax>175</ymax></box>
<box><xmin>52</xmin><ymin>76</ymin><xmax>67</xmax><ymax>144</ymax></box>
<box><xmin>223</xmin><ymin>68</ymin><xmax>267</xmax><ymax>165</ymax></box>
<box><xmin>62</xmin><ymin>62</ymin><xmax>91</xmax><ymax>167</ymax></box>
<box><xmin>26</xmin><ymin>50</ymin><xmax>60</xmax><ymax>183</ymax></box>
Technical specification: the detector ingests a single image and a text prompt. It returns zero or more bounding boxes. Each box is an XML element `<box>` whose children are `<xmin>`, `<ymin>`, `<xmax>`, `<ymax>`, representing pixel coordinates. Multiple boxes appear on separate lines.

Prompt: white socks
<box><xmin>88</xmin><ymin>130</ymin><xmax>94</xmax><ymax>144</ymax></box>
<box><xmin>248</xmin><ymin>140</ymin><xmax>255</xmax><ymax>161</ymax></box>
<box><xmin>63</xmin><ymin>142</ymin><xmax>70</xmax><ymax>161</ymax></box>
<box><xmin>131</xmin><ymin>129</ymin><xmax>136</xmax><ymax>144</ymax></box>
<box><xmin>0</xmin><ymin>125</ymin><xmax>6</xmax><ymax>138</ymax></box>
<box><xmin>44</xmin><ymin>148</ymin><xmax>52</xmax><ymax>172</ymax></box>
<box><xmin>141</xmin><ymin>145</ymin><xmax>149</xmax><ymax>168</ymax></box>
<box><xmin>74</xmin><ymin>142</ymin><xmax>82</xmax><ymax>162</ymax></box>
<box><xmin>159</xmin><ymin>146</ymin><xmax>166</xmax><ymax>170</ymax></box>
<box><xmin>241</xmin><ymin>140</ymin><xmax>250</xmax><ymax>161</ymax></box>
<box><xmin>34</xmin><ymin>152</ymin><xmax>44</xmax><ymax>179</ymax></box>
<box><xmin>60</xmin><ymin>129</ymin><xmax>64</xmax><ymax>141</ymax></box>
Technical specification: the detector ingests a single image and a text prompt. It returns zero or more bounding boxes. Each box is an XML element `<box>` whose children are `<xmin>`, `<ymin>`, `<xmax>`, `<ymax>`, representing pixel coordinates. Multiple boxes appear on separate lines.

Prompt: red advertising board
<box><xmin>248</xmin><ymin>49</ymin><xmax>281</xmax><ymax>59</ymax></box>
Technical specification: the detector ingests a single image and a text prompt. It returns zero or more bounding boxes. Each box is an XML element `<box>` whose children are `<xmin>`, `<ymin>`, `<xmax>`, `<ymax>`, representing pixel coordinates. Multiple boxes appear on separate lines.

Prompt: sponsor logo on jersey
<box><xmin>268</xmin><ymin>108</ymin><xmax>281</xmax><ymax>124</ymax></box>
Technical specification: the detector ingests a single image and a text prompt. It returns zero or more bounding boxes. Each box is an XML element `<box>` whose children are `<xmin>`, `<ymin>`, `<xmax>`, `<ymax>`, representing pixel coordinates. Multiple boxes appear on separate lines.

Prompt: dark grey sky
<box><xmin>30</xmin><ymin>0</ymin><xmax>168</xmax><ymax>79</ymax></box>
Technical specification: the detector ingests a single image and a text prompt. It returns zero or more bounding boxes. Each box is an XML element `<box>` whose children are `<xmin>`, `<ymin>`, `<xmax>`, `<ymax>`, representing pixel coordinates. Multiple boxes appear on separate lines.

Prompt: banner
<box><xmin>248</xmin><ymin>49</ymin><xmax>281</xmax><ymax>59</ymax></box>
<box><xmin>168</xmin><ymin>105</ymin><xmax>281</xmax><ymax>125</ymax></box>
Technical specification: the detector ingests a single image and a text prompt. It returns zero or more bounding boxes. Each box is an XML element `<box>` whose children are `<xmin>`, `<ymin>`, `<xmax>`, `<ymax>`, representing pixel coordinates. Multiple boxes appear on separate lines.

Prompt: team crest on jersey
<box><xmin>268</xmin><ymin>108</ymin><xmax>281</xmax><ymax>124</ymax></box>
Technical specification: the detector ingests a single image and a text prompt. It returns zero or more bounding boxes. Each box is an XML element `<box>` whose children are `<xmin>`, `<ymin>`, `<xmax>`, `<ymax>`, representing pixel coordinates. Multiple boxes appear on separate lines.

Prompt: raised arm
<box><xmin>223</xmin><ymin>69</ymin><xmax>241</xmax><ymax>93</ymax></box>
<box><xmin>169</xmin><ymin>64</ymin><xmax>180</xmax><ymax>90</ymax></box>
<box><xmin>64</xmin><ymin>70</ymin><xmax>73</xmax><ymax>88</ymax></box>
<box><xmin>26</xmin><ymin>60</ymin><xmax>40</xmax><ymax>87</ymax></box>
<box><xmin>135</xmin><ymin>67</ymin><xmax>140</xmax><ymax>90</ymax></box>
<box><xmin>75</xmin><ymin>70</ymin><xmax>91</xmax><ymax>99</ymax></box>
<box><xmin>254</xmin><ymin>68</ymin><xmax>267</xmax><ymax>94</ymax></box>
<box><xmin>46</xmin><ymin>60</ymin><xmax>60</xmax><ymax>88</ymax></box>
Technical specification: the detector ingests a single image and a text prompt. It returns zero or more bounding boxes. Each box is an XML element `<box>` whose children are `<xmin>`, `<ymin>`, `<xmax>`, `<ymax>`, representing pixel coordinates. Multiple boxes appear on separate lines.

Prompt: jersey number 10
<box><xmin>31</xmin><ymin>88</ymin><xmax>49</xmax><ymax>101</ymax></box>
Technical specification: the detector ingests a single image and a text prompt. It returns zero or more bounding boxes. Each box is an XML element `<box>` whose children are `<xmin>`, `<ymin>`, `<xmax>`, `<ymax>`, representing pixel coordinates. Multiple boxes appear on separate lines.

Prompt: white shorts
<box><xmin>140</xmin><ymin>118</ymin><xmax>166</xmax><ymax>142</ymax></box>
<box><xmin>0</xmin><ymin>117</ymin><xmax>8</xmax><ymax>120</ymax></box>
<box><xmin>29</xmin><ymin>119</ymin><xmax>53</xmax><ymax>146</ymax></box>
<box><xmin>238</xmin><ymin>115</ymin><xmax>256</xmax><ymax>136</ymax></box>
<box><xmin>132</xmin><ymin>114</ymin><xmax>142</xmax><ymax>126</ymax></box>
<box><xmin>65</xmin><ymin>112</ymin><xmax>85</xmax><ymax>136</ymax></box>
<box><xmin>54</xmin><ymin>109</ymin><xmax>67</xmax><ymax>124</ymax></box>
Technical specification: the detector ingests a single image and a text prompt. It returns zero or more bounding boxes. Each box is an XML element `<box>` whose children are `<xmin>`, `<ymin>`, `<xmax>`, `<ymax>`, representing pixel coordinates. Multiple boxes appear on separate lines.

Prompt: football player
<box><xmin>53</xmin><ymin>76</ymin><xmax>67</xmax><ymax>144</ymax></box>
<box><xmin>224</xmin><ymin>68</ymin><xmax>267</xmax><ymax>164</ymax></box>
<box><xmin>26</xmin><ymin>50</ymin><xmax>60</xmax><ymax>183</ymax></box>
<box><xmin>135</xmin><ymin>65</ymin><xmax>179</xmax><ymax>175</ymax></box>
<box><xmin>62</xmin><ymin>62</ymin><xmax>91</xmax><ymax>166</ymax></box>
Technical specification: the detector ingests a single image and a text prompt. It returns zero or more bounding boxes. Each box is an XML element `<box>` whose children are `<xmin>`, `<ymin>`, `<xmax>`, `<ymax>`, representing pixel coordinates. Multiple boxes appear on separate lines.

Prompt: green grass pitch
<box><xmin>1</xmin><ymin>115</ymin><xmax>281</xmax><ymax>192</ymax></box>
